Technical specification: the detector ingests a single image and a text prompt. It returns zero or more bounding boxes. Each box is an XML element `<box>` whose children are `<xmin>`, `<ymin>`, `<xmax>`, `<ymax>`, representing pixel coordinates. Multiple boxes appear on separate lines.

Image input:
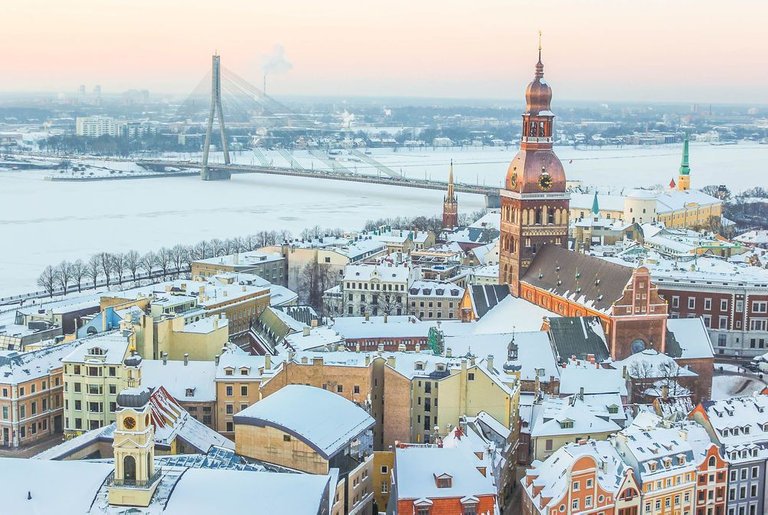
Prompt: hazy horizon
<box><xmin>4</xmin><ymin>0</ymin><xmax>768</xmax><ymax>104</ymax></box>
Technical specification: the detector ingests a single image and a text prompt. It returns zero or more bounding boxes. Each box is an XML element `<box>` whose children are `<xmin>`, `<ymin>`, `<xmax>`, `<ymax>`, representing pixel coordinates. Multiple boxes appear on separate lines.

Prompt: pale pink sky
<box><xmin>3</xmin><ymin>0</ymin><xmax>767</xmax><ymax>103</ymax></box>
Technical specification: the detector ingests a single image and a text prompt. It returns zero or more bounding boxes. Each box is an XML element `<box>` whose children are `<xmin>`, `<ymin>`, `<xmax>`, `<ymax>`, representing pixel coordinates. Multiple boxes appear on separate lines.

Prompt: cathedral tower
<box><xmin>677</xmin><ymin>135</ymin><xmax>691</xmax><ymax>191</ymax></box>
<box><xmin>442</xmin><ymin>160</ymin><xmax>459</xmax><ymax>229</ymax></box>
<box><xmin>499</xmin><ymin>35</ymin><xmax>569</xmax><ymax>296</ymax></box>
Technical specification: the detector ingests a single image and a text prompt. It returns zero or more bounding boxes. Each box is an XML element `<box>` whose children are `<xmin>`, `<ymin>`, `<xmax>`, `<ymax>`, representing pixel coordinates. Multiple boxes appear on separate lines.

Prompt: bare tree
<box><xmin>244</xmin><ymin>234</ymin><xmax>259</xmax><ymax>251</ymax></box>
<box><xmin>56</xmin><ymin>261</ymin><xmax>72</xmax><ymax>293</ymax></box>
<box><xmin>231</xmin><ymin>237</ymin><xmax>245</xmax><ymax>254</ymax></box>
<box><xmin>210</xmin><ymin>238</ymin><xmax>224</xmax><ymax>256</ymax></box>
<box><xmin>112</xmin><ymin>252</ymin><xmax>126</xmax><ymax>284</ymax></box>
<box><xmin>139</xmin><ymin>252</ymin><xmax>156</xmax><ymax>279</ymax></box>
<box><xmin>87</xmin><ymin>255</ymin><xmax>101</xmax><ymax>288</ymax></box>
<box><xmin>156</xmin><ymin>247</ymin><xmax>173</xmax><ymax>279</ymax></box>
<box><xmin>377</xmin><ymin>291</ymin><xmax>405</xmax><ymax>316</ymax></box>
<box><xmin>70</xmin><ymin>259</ymin><xmax>86</xmax><ymax>292</ymax></box>
<box><xmin>38</xmin><ymin>266</ymin><xmax>58</xmax><ymax>297</ymax></box>
<box><xmin>97</xmin><ymin>252</ymin><xmax>113</xmax><ymax>287</ymax></box>
<box><xmin>193</xmin><ymin>240</ymin><xmax>212</xmax><ymax>260</ymax></box>
<box><xmin>170</xmin><ymin>244</ymin><xmax>187</xmax><ymax>276</ymax></box>
<box><xmin>180</xmin><ymin>245</ymin><xmax>195</xmax><ymax>272</ymax></box>
<box><xmin>124</xmin><ymin>250</ymin><xmax>141</xmax><ymax>283</ymax></box>
<box><xmin>299</xmin><ymin>261</ymin><xmax>336</xmax><ymax>313</ymax></box>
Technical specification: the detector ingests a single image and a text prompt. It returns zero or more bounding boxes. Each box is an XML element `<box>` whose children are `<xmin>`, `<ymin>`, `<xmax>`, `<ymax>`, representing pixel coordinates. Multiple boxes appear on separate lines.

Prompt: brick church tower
<box><xmin>442</xmin><ymin>160</ymin><xmax>458</xmax><ymax>229</ymax></box>
<box><xmin>499</xmin><ymin>36</ymin><xmax>570</xmax><ymax>296</ymax></box>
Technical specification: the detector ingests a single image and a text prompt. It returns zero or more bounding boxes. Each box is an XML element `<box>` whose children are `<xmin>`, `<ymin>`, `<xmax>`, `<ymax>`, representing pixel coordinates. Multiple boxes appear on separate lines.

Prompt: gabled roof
<box><xmin>394</xmin><ymin>446</ymin><xmax>496</xmax><ymax>501</ymax></box>
<box><xmin>547</xmin><ymin>317</ymin><xmax>610</xmax><ymax>364</ymax></box>
<box><xmin>233</xmin><ymin>385</ymin><xmax>374</xmax><ymax>460</ymax></box>
<box><xmin>523</xmin><ymin>245</ymin><xmax>634</xmax><ymax>313</ymax></box>
<box><xmin>468</xmin><ymin>284</ymin><xmax>510</xmax><ymax>319</ymax></box>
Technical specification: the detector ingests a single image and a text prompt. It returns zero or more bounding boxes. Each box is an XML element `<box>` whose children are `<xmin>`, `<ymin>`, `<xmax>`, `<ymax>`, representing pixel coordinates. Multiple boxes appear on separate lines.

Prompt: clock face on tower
<box><xmin>538</xmin><ymin>171</ymin><xmax>553</xmax><ymax>191</ymax></box>
<box><xmin>123</xmin><ymin>416</ymin><xmax>136</xmax><ymax>430</ymax></box>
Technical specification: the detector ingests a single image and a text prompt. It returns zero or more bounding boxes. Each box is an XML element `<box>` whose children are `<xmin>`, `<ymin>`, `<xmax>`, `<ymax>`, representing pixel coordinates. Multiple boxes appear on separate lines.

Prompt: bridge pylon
<box><xmin>201</xmin><ymin>53</ymin><xmax>231</xmax><ymax>181</ymax></box>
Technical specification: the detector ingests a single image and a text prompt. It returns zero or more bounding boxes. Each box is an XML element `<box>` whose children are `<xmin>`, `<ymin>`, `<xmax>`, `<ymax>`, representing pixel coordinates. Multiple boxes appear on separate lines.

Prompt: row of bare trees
<box><xmin>36</xmin><ymin>230</ymin><xmax>293</xmax><ymax>297</ymax></box>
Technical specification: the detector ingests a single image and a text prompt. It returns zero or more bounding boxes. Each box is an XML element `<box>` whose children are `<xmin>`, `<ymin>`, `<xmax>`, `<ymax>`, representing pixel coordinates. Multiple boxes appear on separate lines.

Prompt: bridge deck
<box><xmin>138</xmin><ymin>160</ymin><xmax>500</xmax><ymax>197</ymax></box>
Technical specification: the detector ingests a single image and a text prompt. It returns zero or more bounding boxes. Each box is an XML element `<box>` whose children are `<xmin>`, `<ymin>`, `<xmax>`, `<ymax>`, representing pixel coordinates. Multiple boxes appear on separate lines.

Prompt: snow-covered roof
<box><xmin>282</xmin><ymin>326</ymin><xmax>344</xmax><ymax>352</ymax></box>
<box><xmin>408</xmin><ymin>280</ymin><xmax>463</xmax><ymax>298</ymax></box>
<box><xmin>655</xmin><ymin>189</ymin><xmax>721</xmax><ymax>214</ymax></box>
<box><xmin>141</xmin><ymin>359</ymin><xmax>218</xmax><ymax>402</ymax></box>
<box><xmin>667</xmin><ymin>318</ymin><xmax>714</xmax><ymax>359</ymax></box>
<box><xmin>215</xmin><ymin>351</ymin><xmax>284</xmax><ymax>381</ymax></box>
<box><xmin>531</xmin><ymin>397</ymin><xmax>621</xmax><ymax>438</ymax></box>
<box><xmin>617</xmin><ymin>424</ymin><xmax>697</xmax><ymax>481</ymax></box>
<box><xmin>445</xmin><ymin>331</ymin><xmax>559</xmax><ymax>383</ymax></box>
<box><xmin>701</xmin><ymin>395</ymin><xmax>768</xmax><ymax>463</ymax></box>
<box><xmin>330</xmin><ymin>315</ymin><xmax>427</xmax><ymax>340</ymax></box>
<box><xmin>0</xmin><ymin>340</ymin><xmax>82</xmax><ymax>385</ymax></box>
<box><xmin>472</xmin><ymin>295</ymin><xmax>555</xmax><ymax>334</ymax></box>
<box><xmin>193</xmin><ymin>251</ymin><xmax>284</xmax><ymax>267</ymax></box>
<box><xmin>1</xmin><ymin>457</ymin><xmax>112</xmax><ymax>514</ymax></box>
<box><xmin>342</xmin><ymin>263</ymin><xmax>410</xmax><ymax>283</ymax></box>
<box><xmin>61</xmin><ymin>331</ymin><xmax>131</xmax><ymax>365</ymax></box>
<box><xmin>559</xmin><ymin>365</ymin><xmax>627</xmax><ymax>397</ymax></box>
<box><xmin>234</xmin><ymin>385</ymin><xmax>374</xmax><ymax>459</ymax></box>
<box><xmin>394</xmin><ymin>446</ymin><xmax>497</xmax><ymax>501</ymax></box>
<box><xmin>612</xmin><ymin>349</ymin><xmax>697</xmax><ymax>379</ymax></box>
<box><xmin>162</xmin><ymin>468</ymin><xmax>331</xmax><ymax>515</ymax></box>
<box><xmin>735</xmin><ymin>230</ymin><xmax>768</xmax><ymax>246</ymax></box>
<box><xmin>523</xmin><ymin>440</ymin><xmax>629</xmax><ymax>512</ymax></box>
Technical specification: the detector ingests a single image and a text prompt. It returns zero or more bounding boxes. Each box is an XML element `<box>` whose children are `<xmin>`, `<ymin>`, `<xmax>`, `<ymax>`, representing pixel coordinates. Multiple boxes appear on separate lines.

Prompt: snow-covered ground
<box><xmin>0</xmin><ymin>142</ymin><xmax>765</xmax><ymax>296</ymax></box>
<box><xmin>711</xmin><ymin>374</ymin><xmax>765</xmax><ymax>400</ymax></box>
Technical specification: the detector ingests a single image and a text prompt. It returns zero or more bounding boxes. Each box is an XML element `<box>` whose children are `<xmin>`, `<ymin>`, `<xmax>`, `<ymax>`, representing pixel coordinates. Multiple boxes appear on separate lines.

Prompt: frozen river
<box><xmin>0</xmin><ymin>142</ymin><xmax>765</xmax><ymax>296</ymax></box>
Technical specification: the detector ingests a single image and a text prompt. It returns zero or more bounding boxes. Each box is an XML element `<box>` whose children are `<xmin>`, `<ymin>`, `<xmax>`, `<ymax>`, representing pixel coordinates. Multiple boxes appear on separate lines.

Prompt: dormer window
<box><xmin>224</xmin><ymin>367</ymin><xmax>234</xmax><ymax>376</ymax></box>
<box><xmin>559</xmin><ymin>419</ymin><xmax>574</xmax><ymax>429</ymax></box>
<box><xmin>415</xmin><ymin>362</ymin><xmax>424</xmax><ymax>371</ymax></box>
<box><xmin>185</xmin><ymin>388</ymin><xmax>195</xmax><ymax>397</ymax></box>
<box><xmin>435</xmin><ymin>473</ymin><xmax>452</xmax><ymax>488</ymax></box>
<box><xmin>648</xmin><ymin>462</ymin><xmax>657</xmax><ymax>472</ymax></box>
<box><xmin>88</xmin><ymin>347</ymin><xmax>104</xmax><ymax>356</ymax></box>
<box><xmin>240</xmin><ymin>367</ymin><xmax>249</xmax><ymax>376</ymax></box>
<box><xmin>664</xmin><ymin>458</ymin><xmax>672</xmax><ymax>468</ymax></box>
<box><xmin>677</xmin><ymin>456</ymin><xmax>685</xmax><ymax>465</ymax></box>
<box><xmin>608</xmin><ymin>405</ymin><xmax>619</xmax><ymax>414</ymax></box>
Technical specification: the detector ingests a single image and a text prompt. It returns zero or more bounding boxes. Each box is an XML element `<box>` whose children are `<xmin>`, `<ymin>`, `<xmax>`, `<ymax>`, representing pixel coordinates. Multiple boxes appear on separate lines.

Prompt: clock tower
<box><xmin>499</xmin><ymin>35</ymin><xmax>569</xmax><ymax>296</ymax></box>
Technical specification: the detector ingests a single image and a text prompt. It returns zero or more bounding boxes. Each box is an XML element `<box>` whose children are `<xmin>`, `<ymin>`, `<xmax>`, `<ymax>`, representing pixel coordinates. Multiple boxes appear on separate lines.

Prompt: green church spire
<box><xmin>592</xmin><ymin>191</ymin><xmax>600</xmax><ymax>216</ymax></box>
<box><xmin>679</xmin><ymin>135</ymin><xmax>690</xmax><ymax>176</ymax></box>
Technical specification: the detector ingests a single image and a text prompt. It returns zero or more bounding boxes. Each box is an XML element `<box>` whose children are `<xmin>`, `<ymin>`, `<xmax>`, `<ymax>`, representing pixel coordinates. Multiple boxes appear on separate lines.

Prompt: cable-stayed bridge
<box><xmin>140</xmin><ymin>54</ymin><xmax>501</xmax><ymax>207</ymax></box>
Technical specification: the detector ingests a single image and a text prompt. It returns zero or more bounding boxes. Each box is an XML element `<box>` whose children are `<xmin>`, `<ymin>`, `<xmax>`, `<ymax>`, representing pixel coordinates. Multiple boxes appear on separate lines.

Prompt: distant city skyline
<box><xmin>4</xmin><ymin>0</ymin><xmax>768</xmax><ymax>104</ymax></box>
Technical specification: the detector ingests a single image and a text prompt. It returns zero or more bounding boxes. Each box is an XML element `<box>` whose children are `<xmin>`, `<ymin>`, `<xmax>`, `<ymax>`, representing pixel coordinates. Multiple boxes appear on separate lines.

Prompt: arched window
<box><xmin>548</xmin><ymin>208</ymin><xmax>555</xmax><ymax>225</ymax></box>
<box><xmin>534</xmin><ymin>208</ymin><xmax>542</xmax><ymax>225</ymax></box>
<box><xmin>708</xmin><ymin>456</ymin><xmax>716</xmax><ymax>467</ymax></box>
<box><xmin>124</xmin><ymin>455</ymin><xmax>136</xmax><ymax>482</ymax></box>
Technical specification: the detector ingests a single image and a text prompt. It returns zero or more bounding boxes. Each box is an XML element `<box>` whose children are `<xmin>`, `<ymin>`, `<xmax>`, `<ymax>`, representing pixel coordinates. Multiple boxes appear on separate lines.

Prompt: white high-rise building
<box><xmin>75</xmin><ymin>116</ymin><xmax>124</xmax><ymax>138</ymax></box>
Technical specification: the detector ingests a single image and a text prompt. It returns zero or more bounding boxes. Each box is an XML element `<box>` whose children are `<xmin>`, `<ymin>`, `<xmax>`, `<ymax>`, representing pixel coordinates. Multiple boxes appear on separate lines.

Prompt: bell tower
<box><xmin>499</xmin><ymin>33</ymin><xmax>570</xmax><ymax>296</ymax></box>
<box><xmin>442</xmin><ymin>160</ymin><xmax>459</xmax><ymax>229</ymax></box>
<box><xmin>108</xmin><ymin>356</ymin><xmax>160</xmax><ymax>507</ymax></box>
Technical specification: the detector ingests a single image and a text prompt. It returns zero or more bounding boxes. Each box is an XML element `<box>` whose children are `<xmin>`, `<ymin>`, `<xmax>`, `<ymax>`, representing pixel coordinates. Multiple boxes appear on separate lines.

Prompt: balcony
<box><xmin>112</xmin><ymin>469</ymin><xmax>163</xmax><ymax>488</ymax></box>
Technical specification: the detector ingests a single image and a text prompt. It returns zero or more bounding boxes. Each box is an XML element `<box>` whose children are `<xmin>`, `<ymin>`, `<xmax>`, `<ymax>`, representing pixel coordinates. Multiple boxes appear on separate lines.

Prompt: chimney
<box><xmin>384</xmin><ymin>314</ymin><xmax>388</xmax><ymax>323</ymax></box>
<box><xmin>312</xmin><ymin>356</ymin><xmax>324</xmax><ymax>366</ymax></box>
<box><xmin>469</xmin><ymin>356</ymin><xmax>476</xmax><ymax>367</ymax></box>
<box><xmin>579</xmin><ymin>386</ymin><xmax>584</xmax><ymax>400</ymax></box>
<box><xmin>215</xmin><ymin>354</ymin><xmax>220</xmax><ymax>365</ymax></box>
<box><xmin>301</xmin><ymin>356</ymin><xmax>308</xmax><ymax>364</ymax></box>
<box><xmin>101</xmin><ymin>310</ymin><xmax>107</xmax><ymax>332</ymax></box>
<box><xmin>461</xmin><ymin>359</ymin><xmax>467</xmax><ymax>372</ymax></box>
<box><xmin>446</xmin><ymin>347</ymin><xmax>452</xmax><ymax>358</ymax></box>
<box><xmin>199</xmin><ymin>285</ymin><xmax>205</xmax><ymax>296</ymax></box>
<box><xmin>364</xmin><ymin>355</ymin><xmax>371</xmax><ymax>367</ymax></box>
<box><xmin>162</xmin><ymin>352</ymin><xmax>168</xmax><ymax>365</ymax></box>
<box><xmin>184</xmin><ymin>353</ymin><xmax>189</xmax><ymax>366</ymax></box>
<box><xmin>534</xmin><ymin>375</ymin><xmax>541</xmax><ymax>395</ymax></box>
<box><xmin>387</xmin><ymin>356</ymin><xmax>396</xmax><ymax>368</ymax></box>
<box><xmin>213</xmin><ymin>316</ymin><xmax>219</xmax><ymax>330</ymax></box>
<box><xmin>265</xmin><ymin>354</ymin><xmax>272</xmax><ymax>370</ymax></box>
<box><xmin>365</xmin><ymin>313</ymin><xmax>370</xmax><ymax>322</ymax></box>
<box><xmin>398</xmin><ymin>343</ymin><xmax>406</xmax><ymax>352</ymax></box>
<box><xmin>487</xmin><ymin>355</ymin><xmax>494</xmax><ymax>372</ymax></box>
<box><xmin>303</xmin><ymin>326</ymin><xmax>311</xmax><ymax>337</ymax></box>
<box><xmin>414</xmin><ymin>343</ymin><xmax>421</xmax><ymax>353</ymax></box>
<box><xmin>356</xmin><ymin>343</ymin><xmax>361</xmax><ymax>353</ymax></box>
<box><xmin>288</xmin><ymin>350</ymin><xmax>295</xmax><ymax>362</ymax></box>
<box><xmin>311</xmin><ymin>319</ymin><xmax>318</xmax><ymax>328</ymax></box>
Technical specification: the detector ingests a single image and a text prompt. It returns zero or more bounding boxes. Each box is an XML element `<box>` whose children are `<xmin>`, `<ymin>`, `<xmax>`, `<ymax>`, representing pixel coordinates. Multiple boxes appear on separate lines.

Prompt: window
<box><xmin>240</xmin><ymin>385</ymin><xmax>248</xmax><ymax>396</ymax></box>
<box><xmin>226</xmin><ymin>386</ymin><xmax>233</xmax><ymax>396</ymax></box>
<box><xmin>353</xmin><ymin>385</ymin><xmax>360</xmax><ymax>394</ymax></box>
<box><xmin>226</xmin><ymin>422</ymin><xmax>233</xmax><ymax>432</ymax></box>
<box><xmin>283</xmin><ymin>434</ymin><xmax>291</xmax><ymax>442</ymax></box>
<box><xmin>468</xmin><ymin>373</ymin><xmax>475</xmax><ymax>381</ymax></box>
<box><xmin>572</xmin><ymin>499</ymin><xmax>579</xmax><ymax>511</ymax></box>
<box><xmin>225</xmin><ymin>404</ymin><xmax>233</xmax><ymax>414</ymax></box>
<box><xmin>752</xmin><ymin>466</ymin><xmax>759</xmax><ymax>478</ymax></box>
<box><xmin>545</xmin><ymin>439</ymin><xmax>553</xmax><ymax>451</ymax></box>
<box><xmin>585</xmin><ymin>496</ymin><xmax>592</xmax><ymax>508</ymax></box>
<box><xmin>753</xmin><ymin>301</ymin><xmax>768</xmax><ymax>313</ymax></box>
<box><xmin>705</xmin><ymin>298</ymin><xmax>712</xmax><ymax>311</ymax></box>
<box><xmin>689</xmin><ymin>297</ymin><xmax>696</xmax><ymax>309</ymax></box>
<box><xmin>672</xmin><ymin>296</ymin><xmax>680</xmax><ymax>308</ymax></box>
<box><xmin>721</xmin><ymin>299</ymin><xmax>728</xmax><ymax>311</ymax></box>
<box><xmin>381</xmin><ymin>481</ymin><xmax>388</xmax><ymax>494</ymax></box>
<box><xmin>109</xmin><ymin>384</ymin><xmax>117</xmax><ymax>394</ymax></box>
<box><xmin>74</xmin><ymin>382</ymin><xmax>81</xmax><ymax>393</ymax></box>
<box><xmin>108</xmin><ymin>367</ymin><xmax>116</xmax><ymax>377</ymax></box>
<box><xmin>337</xmin><ymin>384</ymin><xmax>343</xmax><ymax>393</ymax></box>
<box><xmin>573</xmin><ymin>481</ymin><xmax>580</xmax><ymax>491</ymax></box>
